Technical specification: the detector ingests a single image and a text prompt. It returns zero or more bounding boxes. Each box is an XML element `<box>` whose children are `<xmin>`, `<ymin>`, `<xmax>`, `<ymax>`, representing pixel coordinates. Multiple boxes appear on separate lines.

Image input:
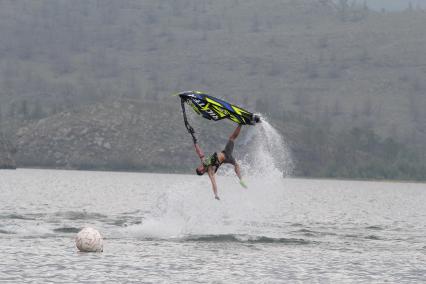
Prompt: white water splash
<box><xmin>239</xmin><ymin>116</ymin><xmax>293</xmax><ymax>178</ymax></box>
<box><xmin>123</xmin><ymin>117</ymin><xmax>294</xmax><ymax>240</ymax></box>
<box><xmin>123</xmin><ymin>175</ymin><xmax>288</xmax><ymax>240</ymax></box>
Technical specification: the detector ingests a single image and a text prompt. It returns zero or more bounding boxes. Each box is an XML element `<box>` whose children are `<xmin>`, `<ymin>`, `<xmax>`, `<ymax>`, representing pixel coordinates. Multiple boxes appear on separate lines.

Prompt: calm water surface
<box><xmin>0</xmin><ymin>169</ymin><xmax>425</xmax><ymax>283</ymax></box>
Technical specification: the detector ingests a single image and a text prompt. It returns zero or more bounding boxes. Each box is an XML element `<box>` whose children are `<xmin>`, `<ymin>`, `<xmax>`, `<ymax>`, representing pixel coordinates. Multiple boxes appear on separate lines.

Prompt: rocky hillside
<box><xmin>15</xmin><ymin>99</ymin><xmax>250</xmax><ymax>172</ymax></box>
<box><xmin>0</xmin><ymin>133</ymin><xmax>16</xmax><ymax>169</ymax></box>
<box><xmin>1</xmin><ymin>1</ymin><xmax>426</xmax><ymax>143</ymax></box>
<box><xmin>14</xmin><ymin>98</ymin><xmax>425</xmax><ymax>180</ymax></box>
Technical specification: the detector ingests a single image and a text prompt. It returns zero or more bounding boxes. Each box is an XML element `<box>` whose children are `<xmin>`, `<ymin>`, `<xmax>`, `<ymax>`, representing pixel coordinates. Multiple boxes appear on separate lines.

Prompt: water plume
<box><xmin>237</xmin><ymin>116</ymin><xmax>293</xmax><ymax>178</ymax></box>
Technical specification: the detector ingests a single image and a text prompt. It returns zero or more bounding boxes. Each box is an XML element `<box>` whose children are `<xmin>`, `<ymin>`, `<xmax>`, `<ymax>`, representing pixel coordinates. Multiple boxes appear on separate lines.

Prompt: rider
<box><xmin>194</xmin><ymin>124</ymin><xmax>247</xmax><ymax>200</ymax></box>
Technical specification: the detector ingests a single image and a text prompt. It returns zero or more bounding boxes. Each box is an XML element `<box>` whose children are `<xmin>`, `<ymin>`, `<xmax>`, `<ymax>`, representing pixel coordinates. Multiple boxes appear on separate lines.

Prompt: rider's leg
<box><xmin>229</xmin><ymin>124</ymin><xmax>242</xmax><ymax>141</ymax></box>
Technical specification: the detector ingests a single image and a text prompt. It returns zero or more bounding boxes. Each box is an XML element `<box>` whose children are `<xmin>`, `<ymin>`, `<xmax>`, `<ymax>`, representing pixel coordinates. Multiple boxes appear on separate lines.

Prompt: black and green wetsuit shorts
<box><xmin>221</xmin><ymin>140</ymin><xmax>236</xmax><ymax>165</ymax></box>
<box><xmin>203</xmin><ymin>140</ymin><xmax>237</xmax><ymax>173</ymax></box>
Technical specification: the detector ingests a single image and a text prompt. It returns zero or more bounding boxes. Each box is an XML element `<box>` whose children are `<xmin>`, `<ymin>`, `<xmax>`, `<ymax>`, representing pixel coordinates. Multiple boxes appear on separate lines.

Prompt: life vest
<box><xmin>203</xmin><ymin>152</ymin><xmax>221</xmax><ymax>172</ymax></box>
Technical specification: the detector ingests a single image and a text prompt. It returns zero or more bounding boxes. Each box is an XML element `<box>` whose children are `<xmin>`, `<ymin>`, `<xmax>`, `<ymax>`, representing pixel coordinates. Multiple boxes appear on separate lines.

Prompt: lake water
<box><xmin>0</xmin><ymin>169</ymin><xmax>425</xmax><ymax>283</ymax></box>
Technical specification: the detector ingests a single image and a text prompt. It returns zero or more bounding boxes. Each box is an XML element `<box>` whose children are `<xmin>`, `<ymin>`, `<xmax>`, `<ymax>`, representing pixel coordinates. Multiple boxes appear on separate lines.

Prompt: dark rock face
<box><xmin>0</xmin><ymin>134</ymin><xmax>16</xmax><ymax>169</ymax></box>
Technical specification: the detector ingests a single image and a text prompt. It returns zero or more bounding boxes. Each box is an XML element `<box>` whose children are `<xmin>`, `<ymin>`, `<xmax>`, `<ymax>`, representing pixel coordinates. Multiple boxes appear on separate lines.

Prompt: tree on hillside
<box><xmin>332</xmin><ymin>99</ymin><xmax>342</xmax><ymax>116</ymax></box>
<box><xmin>337</xmin><ymin>0</ymin><xmax>349</xmax><ymax>21</ymax></box>
<box><xmin>362</xmin><ymin>97</ymin><xmax>372</xmax><ymax>117</ymax></box>
<box><xmin>20</xmin><ymin>100</ymin><xmax>28</xmax><ymax>119</ymax></box>
<box><xmin>31</xmin><ymin>100</ymin><xmax>45</xmax><ymax>120</ymax></box>
<box><xmin>251</xmin><ymin>13</ymin><xmax>260</xmax><ymax>33</ymax></box>
<box><xmin>321</xmin><ymin>0</ymin><xmax>367</xmax><ymax>21</ymax></box>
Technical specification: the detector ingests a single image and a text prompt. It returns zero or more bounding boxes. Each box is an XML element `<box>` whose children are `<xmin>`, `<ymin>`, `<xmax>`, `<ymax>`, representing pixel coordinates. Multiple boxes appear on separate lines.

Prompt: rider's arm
<box><xmin>194</xmin><ymin>143</ymin><xmax>205</xmax><ymax>163</ymax></box>
<box><xmin>207</xmin><ymin>167</ymin><xmax>220</xmax><ymax>200</ymax></box>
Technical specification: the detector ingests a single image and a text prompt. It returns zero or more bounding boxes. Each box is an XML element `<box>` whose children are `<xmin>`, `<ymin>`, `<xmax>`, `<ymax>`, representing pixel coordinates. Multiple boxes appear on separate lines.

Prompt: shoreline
<box><xmin>6</xmin><ymin>166</ymin><xmax>426</xmax><ymax>185</ymax></box>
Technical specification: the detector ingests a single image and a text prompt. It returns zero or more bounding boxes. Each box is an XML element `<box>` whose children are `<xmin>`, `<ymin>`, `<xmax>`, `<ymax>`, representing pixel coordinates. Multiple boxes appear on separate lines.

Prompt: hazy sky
<box><xmin>367</xmin><ymin>0</ymin><xmax>425</xmax><ymax>11</ymax></box>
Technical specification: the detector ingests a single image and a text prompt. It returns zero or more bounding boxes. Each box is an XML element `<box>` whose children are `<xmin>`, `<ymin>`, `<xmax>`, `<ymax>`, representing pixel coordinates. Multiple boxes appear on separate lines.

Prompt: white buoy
<box><xmin>75</xmin><ymin>227</ymin><xmax>103</xmax><ymax>252</ymax></box>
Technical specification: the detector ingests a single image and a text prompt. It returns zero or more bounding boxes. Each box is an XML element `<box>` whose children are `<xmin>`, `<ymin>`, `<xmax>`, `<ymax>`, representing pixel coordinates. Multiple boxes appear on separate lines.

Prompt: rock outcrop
<box><xmin>16</xmin><ymin>100</ymin><xmax>231</xmax><ymax>172</ymax></box>
<box><xmin>0</xmin><ymin>133</ymin><xmax>16</xmax><ymax>169</ymax></box>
